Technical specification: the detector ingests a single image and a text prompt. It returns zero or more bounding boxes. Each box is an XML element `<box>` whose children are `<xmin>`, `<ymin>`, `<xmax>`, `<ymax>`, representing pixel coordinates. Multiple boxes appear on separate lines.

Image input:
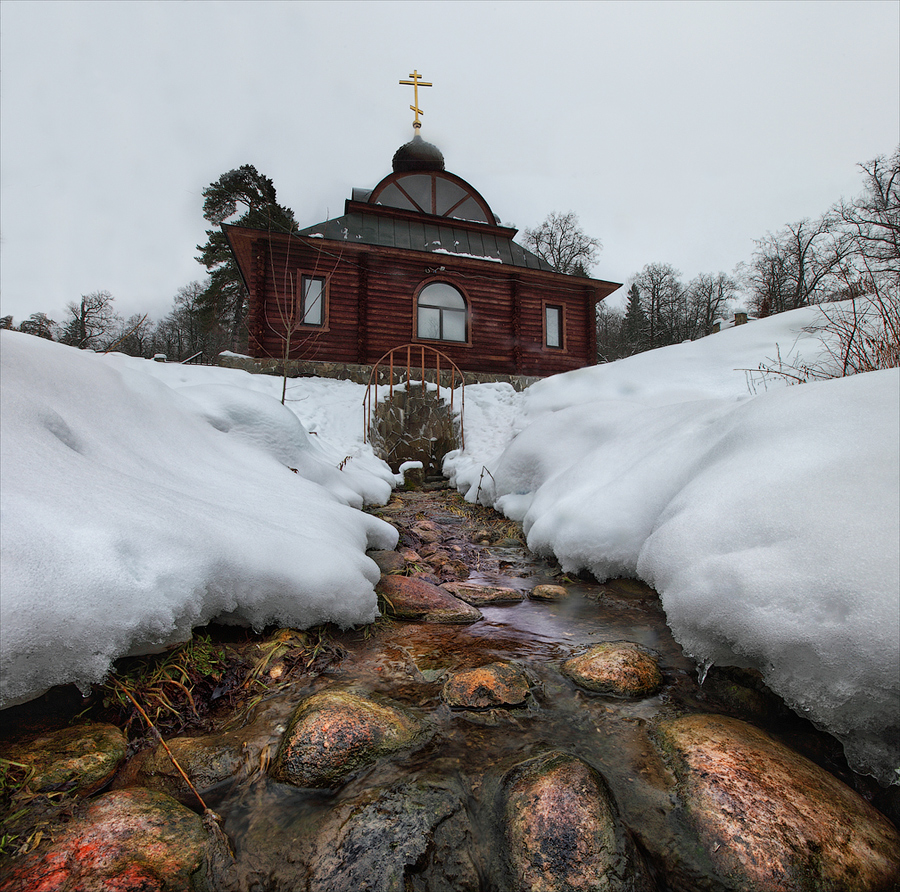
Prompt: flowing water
<box><xmin>5</xmin><ymin>488</ymin><xmax>892</xmax><ymax>890</ymax></box>
<box><xmin>195</xmin><ymin>489</ymin><xmax>888</xmax><ymax>890</ymax></box>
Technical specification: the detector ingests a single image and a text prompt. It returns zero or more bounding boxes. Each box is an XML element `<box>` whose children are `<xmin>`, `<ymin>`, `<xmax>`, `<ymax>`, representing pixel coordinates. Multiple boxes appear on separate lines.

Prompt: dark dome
<box><xmin>392</xmin><ymin>134</ymin><xmax>445</xmax><ymax>173</ymax></box>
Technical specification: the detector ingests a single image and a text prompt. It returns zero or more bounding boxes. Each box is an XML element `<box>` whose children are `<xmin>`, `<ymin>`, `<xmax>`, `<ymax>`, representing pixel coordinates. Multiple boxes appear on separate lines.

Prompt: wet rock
<box><xmin>442</xmin><ymin>663</ymin><xmax>530</xmax><ymax>709</ymax></box>
<box><xmin>501</xmin><ymin>750</ymin><xmax>653</xmax><ymax>892</ymax></box>
<box><xmin>114</xmin><ymin>730</ymin><xmax>244</xmax><ymax>804</ymax></box>
<box><xmin>702</xmin><ymin>666</ymin><xmax>793</xmax><ymax>724</ymax></box>
<box><xmin>441</xmin><ymin>581</ymin><xmax>524</xmax><ymax>605</ymax></box>
<box><xmin>656</xmin><ymin>714</ymin><xmax>900</xmax><ymax>892</ymax></box>
<box><xmin>0</xmin><ymin>787</ymin><xmax>209</xmax><ymax>892</ymax></box>
<box><xmin>399</xmin><ymin>547</ymin><xmax>422</xmax><ymax>563</ymax></box>
<box><xmin>306</xmin><ymin>777</ymin><xmax>480</xmax><ymax>892</ymax></box>
<box><xmin>529</xmin><ymin>583</ymin><xmax>569</xmax><ymax>601</ymax></box>
<box><xmin>411</xmin><ymin>520</ymin><xmax>442</xmax><ymax>543</ymax></box>
<box><xmin>377</xmin><ymin>575</ymin><xmax>483</xmax><ymax>623</ymax></box>
<box><xmin>0</xmin><ymin>722</ymin><xmax>126</xmax><ymax>797</ymax></box>
<box><xmin>562</xmin><ymin>641</ymin><xmax>663</xmax><ymax>698</ymax></box>
<box><xmin>368</xmin><ymin>549</ymin><xmax>406</xmax><ymax>574</ymax></box>
<box><xmin>272</xmin><ymin>689</ymin><xmax>424</xmax><ymax>788</ymax></box>
<box><xmin>423</xmin><ymin>549</ymin><xmax>450</xmax><ymax>568</ymax></box>
<box><xmin>441</xmin><ymin>559</ymin><xmax>471</xmax><ymax>580</ymax></box>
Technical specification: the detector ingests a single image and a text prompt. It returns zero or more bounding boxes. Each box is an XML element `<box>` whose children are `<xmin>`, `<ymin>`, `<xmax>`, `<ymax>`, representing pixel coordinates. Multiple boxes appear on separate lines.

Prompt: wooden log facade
<box><xmin>224</xmin><ymin>134</ymin><xmax>620</xmax><ymax>378</ymax></box>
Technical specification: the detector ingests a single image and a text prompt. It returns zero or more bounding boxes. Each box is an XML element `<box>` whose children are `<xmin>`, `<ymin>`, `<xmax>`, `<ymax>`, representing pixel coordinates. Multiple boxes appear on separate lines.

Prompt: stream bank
<box><xmin>1</xmin><ymin>485</ymin><xmax>898</xmax><ymax>891</ymax></box>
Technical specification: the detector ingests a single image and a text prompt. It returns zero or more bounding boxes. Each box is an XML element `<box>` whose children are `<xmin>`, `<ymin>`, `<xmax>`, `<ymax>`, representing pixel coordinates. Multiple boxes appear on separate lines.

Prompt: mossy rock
<box><xmin>272</xmin><ymin>689</ymin><xmax>424</xmax><ymax>788</ymax></box>
<box><xmin>0</xmin><ymin>722</ymin><xmax>126</xmax><ymax>796</ymax></box>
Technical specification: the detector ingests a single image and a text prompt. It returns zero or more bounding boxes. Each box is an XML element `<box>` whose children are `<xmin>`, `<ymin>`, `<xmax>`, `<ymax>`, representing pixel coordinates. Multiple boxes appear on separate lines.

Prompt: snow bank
<box><xmin>0</xmin><ymin>333</ymin><xmax>398</xmax><ymax>708</ymax></box>
<box><xmin>446</xmin><ymin>306</ymin><xmax>900</xmax><ymax>785</ymax></box>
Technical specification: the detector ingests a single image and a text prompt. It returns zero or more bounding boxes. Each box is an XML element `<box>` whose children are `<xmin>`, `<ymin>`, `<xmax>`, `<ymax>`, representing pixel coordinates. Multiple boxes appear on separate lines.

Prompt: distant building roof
<box><xmin>294</xmin><ymin>133</ymin><xmax>554</xmax><ymax>271</ymax></box>
<box><xmin>296</xmin><ymin>210</ymin><xmax>553</xmax><ymax>270</ymax></box>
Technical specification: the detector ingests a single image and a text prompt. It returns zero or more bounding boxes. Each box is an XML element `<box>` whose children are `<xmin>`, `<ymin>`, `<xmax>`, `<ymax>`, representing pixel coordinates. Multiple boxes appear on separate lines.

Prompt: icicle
<box><xmin>697</xmin><ymin>659</ymin><xmax>713</xmax><ymax>686</ymax></box>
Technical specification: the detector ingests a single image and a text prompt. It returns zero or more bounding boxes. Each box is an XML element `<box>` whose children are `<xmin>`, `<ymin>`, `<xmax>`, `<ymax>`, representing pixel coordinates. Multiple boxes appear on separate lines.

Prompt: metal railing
<box><xmin>362</xmin><ymin>344</ymin><xmax>465</xmax><ymax>450</ymax></box>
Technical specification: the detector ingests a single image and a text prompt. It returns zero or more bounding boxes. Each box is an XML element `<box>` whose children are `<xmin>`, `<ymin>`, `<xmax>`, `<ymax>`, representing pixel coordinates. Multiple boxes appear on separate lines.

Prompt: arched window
<box><xmin>417</xmin><ymin>282</ymin><xmax>467</xmax><ymax>343</ymax></box>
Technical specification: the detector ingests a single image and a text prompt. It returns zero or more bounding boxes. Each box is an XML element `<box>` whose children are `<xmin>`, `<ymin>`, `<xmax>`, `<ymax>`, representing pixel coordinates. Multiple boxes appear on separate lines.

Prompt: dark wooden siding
<box><xmin>239</xmin><ymin>229</ymin><xmax>605</xmax><ymax>376</ymax></box>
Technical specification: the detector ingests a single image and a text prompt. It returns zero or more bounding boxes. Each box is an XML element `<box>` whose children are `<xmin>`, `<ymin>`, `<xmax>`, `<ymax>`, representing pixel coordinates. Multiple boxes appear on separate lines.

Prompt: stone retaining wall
<box><xmin>216</xmin><ymin>354</ymin><xmax>541</xmax><ymax>392</ymax></box>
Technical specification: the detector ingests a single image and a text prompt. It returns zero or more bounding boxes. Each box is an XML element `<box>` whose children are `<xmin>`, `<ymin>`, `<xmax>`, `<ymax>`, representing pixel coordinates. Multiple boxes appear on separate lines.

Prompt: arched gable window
<box><xmin>370</xmin><ymin>171</ymin><xmax>495</xmax><ymax>225</ymax></box>
<box><xmin>417</xmin><ymin>282</ymin><xmax>467</xmax><ymax>343</ymax></box>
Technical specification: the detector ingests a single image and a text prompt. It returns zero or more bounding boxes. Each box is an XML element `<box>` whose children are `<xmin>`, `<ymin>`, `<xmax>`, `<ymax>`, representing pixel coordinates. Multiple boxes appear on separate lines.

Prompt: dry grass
<box><xmin>103</xmin><ymin>634</ymin><xmax>226</xmax><ymax>735</ymax></box>
<box><xmin>746</xmin><ymin>292</ymin><xmax>899</xmax><ymax>389</ymax></box>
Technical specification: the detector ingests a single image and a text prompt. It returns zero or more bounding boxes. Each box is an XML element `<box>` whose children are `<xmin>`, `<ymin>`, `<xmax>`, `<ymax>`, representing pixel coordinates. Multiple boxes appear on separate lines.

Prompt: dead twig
<box><xmin>111</xmin><ymin>676</ymin><xmax>207</xmax><ymax>812</ymax></box>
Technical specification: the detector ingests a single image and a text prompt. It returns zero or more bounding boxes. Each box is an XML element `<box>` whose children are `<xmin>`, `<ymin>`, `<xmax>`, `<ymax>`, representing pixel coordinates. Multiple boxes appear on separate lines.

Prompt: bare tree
<box><xmin>685</xmin><ymin>272</ymin><xmax>737</xmax><ymax>336</ymax></box>
<box><xmin>745</xmin><ymin>216</ymin><xmax>847</xmax><ymax>315</ymax></box>
<box><xmin>595</xmin><ymin>303</ymin><xmax>626</xmax><ymax>363</ymax></box>
<box><xmin>523</xmin><ymin>211</ymin><xmax>602</xmax><ymax>274</ymax></box>
<box><xmin>632</xmin><ymin>263</ymin><xmax>684</xmax><ymax>348</ymax></box>
<box><xmin>107</xmin><ymin>314</ymin><xmax>154</xmax><ymax>357</ymax></box>
<box><xmin>838</xmin><ymin>146</ymin><xmax>900</xmax><ymax>289</ymax></box>
<box><xmin>262</xmin><ymin>228</ymin><xmax>339</xmax><ymax>403</ymax></box>
<box><xmin>59</xmin><ymin>291</ymin><xmax>122</xmax><ymax>350</ymax></box>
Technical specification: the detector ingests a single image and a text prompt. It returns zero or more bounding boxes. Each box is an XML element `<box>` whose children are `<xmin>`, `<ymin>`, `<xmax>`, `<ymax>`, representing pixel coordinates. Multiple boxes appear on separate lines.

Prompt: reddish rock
<box><xmin>368</xmin><ymin>550</ymin><xmax>406</xmax><ymax>574</ymax></box>
<box><xmin>502</xmin><ymin>750</ymin><xmax>652</xmax><ymax>891</ymax></box>
<box><xmin>377</xmin><ymin>575</ymin><xmax>482</xmax><ymax>623</ymax></box>
<box><xmin>0</xmin><ymin>787</ymin><xmax>208</xmax><ymax>892</ymax></box>
<box><xmin>441</xmin><ymin>582</ymin><xmax>523</xmax><ymax>605</ymax></box>
<box><xmin>411</xmin><ymin>521</ymin><xmax>442</xmax><ymax>543</ymax></box>
<box><xmin>272</xmin><ymin>689</ymin><xmax>423</xmax><ymax>788</ymax></box>
<box><xmin>562</xmin><ymin>641</ymin><xmax>663</xmax><ymax>698</ymax></box>
<box><xmin>657</xmin><ymin>714</ymin><xmax>900</xmax><ymax>892</ymax></box>
<box><xmin>528</xmin><ymin>583</ymin><xmax>569</xmax><ymax>601</ymax></box>
<box><xmin>442</xmin><ymin>663</ymin><xmax>530</xmax><ymax>708</ymax></box>
<box><xmin>0</xmin><ymin>722</ymin><xmax>126</xmax><ymax>797</ymax></box>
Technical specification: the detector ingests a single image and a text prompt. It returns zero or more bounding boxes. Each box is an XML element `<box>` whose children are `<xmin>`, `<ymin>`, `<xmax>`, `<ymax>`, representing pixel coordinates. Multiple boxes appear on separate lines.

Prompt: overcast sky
<box><xmin>1</xmin><ymin>0</ymin><xmax>898</xmax><ymax>325</ymax></box>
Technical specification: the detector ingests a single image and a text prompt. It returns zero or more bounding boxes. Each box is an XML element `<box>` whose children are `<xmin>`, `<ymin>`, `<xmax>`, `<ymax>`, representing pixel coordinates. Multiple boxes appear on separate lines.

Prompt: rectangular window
<box><xmin>301</xmin><ymin>275</ymin><xmax>325</xmax><ymax>326</ymax></box>
<box><xmin>545</xmin><ymin>305</ymin><xmax>562</xmax><ymax>348</ymax></box>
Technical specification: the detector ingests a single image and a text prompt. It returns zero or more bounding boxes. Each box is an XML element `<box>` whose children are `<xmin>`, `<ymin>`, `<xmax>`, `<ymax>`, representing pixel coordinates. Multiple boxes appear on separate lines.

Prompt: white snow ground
<box><xmin>1</xmin><ymin>303</ymin><xmax>898</xmax><ymax>784</ymax></box>
<box><xmin>0</xmin><ymin>332</ymin><xmax>398</xmax><ymax>710</ymax></box>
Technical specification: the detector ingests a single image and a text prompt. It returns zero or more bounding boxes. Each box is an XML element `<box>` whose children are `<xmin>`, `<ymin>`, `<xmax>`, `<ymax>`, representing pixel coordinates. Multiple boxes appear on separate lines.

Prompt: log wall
<box><xmin>242</xmin><ymin>232</ymin><xmax>607</xmax><ymax>377</ymax></box>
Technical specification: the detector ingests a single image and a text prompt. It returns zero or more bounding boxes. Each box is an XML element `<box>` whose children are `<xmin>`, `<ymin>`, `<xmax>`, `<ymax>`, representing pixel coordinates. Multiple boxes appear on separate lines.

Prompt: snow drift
<box><xmin>0</xmin><ymin>332</ymin><xmax>397</xmax><ymax>708</ymax></box>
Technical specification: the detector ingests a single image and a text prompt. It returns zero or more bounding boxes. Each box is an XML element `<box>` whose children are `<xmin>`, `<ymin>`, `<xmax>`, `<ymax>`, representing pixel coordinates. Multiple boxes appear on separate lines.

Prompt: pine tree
<box><xmin>622</xmin><ymin>283</ymin><xmax>648</xmax><ymax>354</ymax></box>
<box><xmin>196</xmin><ymin>165</ymin><xmax>296</xmax><ymax>352</ymax></box>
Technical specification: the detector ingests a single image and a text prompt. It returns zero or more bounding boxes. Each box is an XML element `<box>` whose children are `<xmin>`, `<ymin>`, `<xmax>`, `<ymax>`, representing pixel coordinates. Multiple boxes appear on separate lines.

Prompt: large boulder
<box><xmin>306</xmin><ymin>778</ymin><xmax>480</xmax><ymax>892</ymax></box>
<box><xmin>114</xmin><ymin>729</ymin><xmax>245</xmax><ymax>804</ymax></box>
<box><xmin>656</xmin><ymin>714</ymin><xmax>900</xmax><ymax>892</ymax></box>
<box><xmin>442</xmin><ymin>663</ymin><xmax>530</xmax><ymax>709</ymax></box>
<box><xmin>441</xmin><ymin>581</ymin><xmax>524</xmax><ymax>605</ymax></box>
<box><xmin>528</xmin><ymin>584</ymin><xmax>570</xmax><ymax>602</ymax></box>
<box><xmin>500</xmin><ymin>750</ymin><xmax>653</xmax><ymax>891</ymax></box>
<box><xmin>0</xmin><ymin>787</ymin><xmax>209</xmax><ymax>892</ymax></box>
<box><xmin>272</xmin><ymin>688</ymin><xmax>424</xmax><ymax>788</ymax></box>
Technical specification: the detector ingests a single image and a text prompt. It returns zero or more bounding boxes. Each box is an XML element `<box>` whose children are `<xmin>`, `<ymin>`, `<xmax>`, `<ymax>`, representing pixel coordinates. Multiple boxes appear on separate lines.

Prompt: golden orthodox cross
<box><xmin>399</xmin><ymin>70</ymin><xmax>432</xmax><ymax>130</ymax></box>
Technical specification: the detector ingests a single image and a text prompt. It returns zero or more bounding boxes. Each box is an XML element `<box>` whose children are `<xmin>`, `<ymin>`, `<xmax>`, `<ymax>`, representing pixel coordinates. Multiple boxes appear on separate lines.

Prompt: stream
<box><xmin>198</xmin><ymin>487</ymin><xmax>897</xmax><ymax>890</ymax></box>
<box><xmin>2</xmin><ymin>485</ymin><xmax>897</xmax><ymax>891</ymax></box>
